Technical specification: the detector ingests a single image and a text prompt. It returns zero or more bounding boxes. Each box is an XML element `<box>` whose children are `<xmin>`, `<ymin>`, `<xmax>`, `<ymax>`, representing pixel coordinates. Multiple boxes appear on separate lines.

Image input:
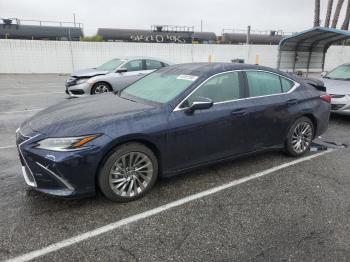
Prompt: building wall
<box><xmin>0</xmin><ymin>39</ymin><xmax>349</xmax><ymax>74</ymax></box>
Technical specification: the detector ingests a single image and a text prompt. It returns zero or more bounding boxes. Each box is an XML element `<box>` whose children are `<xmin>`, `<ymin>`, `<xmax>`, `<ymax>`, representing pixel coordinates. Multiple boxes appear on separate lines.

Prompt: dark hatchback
<box><xmin>16</xmin><ymin>63</ymin><xmax>331</xmax><ymax>202</ymax></box>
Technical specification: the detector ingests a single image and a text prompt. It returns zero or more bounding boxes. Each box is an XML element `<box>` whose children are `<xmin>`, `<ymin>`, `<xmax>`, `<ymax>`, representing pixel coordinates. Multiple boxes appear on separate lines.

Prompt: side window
<box><xmin>280</xmin><ymin>77</ymin><xmax>294</xmax><ymax>92</ymax></box>
<box><xmin>146</xmin><ymin>60</ymin><xmax>163</xmax><ymax>70</ymax></box>
<box><xmin>246</xmin><ymin>71</ymin><xmax>282</xmax><ymax>97</ymax></box>
<box><xmin>181</xmin><ymin>72</ymin><xmax>240</xmax><ymax>108</ymax></box>
<box><xmin>123</xmin><ymin>60</ymin><xmax>143</xmax><ymax>72</ymax></box>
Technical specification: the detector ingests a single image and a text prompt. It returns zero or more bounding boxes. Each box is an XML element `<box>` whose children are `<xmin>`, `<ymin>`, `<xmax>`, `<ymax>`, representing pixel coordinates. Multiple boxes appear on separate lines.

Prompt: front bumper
<box><xmin>65</xmin><ymin>81</ymin><xmax>91</xmax><ymax>97</ymax></box>
<box><xmin>16</xmin><ymin>128</ymin><xmax>111</xmax><ymax>198</ymax></box>
<box><xmin>331</xmin><ymin>95</ymin><xmax>350</xmax><ymax>115</ymax></box>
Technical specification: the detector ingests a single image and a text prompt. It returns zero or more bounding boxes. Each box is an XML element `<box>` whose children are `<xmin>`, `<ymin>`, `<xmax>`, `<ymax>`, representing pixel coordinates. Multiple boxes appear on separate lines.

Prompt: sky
<box><xmin>1</xmin><ymin>0</ymin><xmax>349</xmax><ymax>36</ymax></box>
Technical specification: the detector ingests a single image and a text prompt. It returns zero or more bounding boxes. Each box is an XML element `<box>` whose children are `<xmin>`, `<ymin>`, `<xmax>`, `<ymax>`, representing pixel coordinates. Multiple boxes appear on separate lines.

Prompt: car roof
<box><xmin>115</xmin><ymin>56</ymin><xmax>173</xmax><ymax>64</ymax></box>
<box><xmin>158</xmin><ymin>62</ymin><xmax>297</xmax><ymax>80</ymax></box>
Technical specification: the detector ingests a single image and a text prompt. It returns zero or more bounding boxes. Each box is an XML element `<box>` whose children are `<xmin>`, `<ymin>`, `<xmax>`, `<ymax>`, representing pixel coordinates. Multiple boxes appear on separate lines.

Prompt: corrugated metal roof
<box><xmin>277</xmin><ymin>27</ymin><xmax>350</xmax><ymax>73</ymax></box>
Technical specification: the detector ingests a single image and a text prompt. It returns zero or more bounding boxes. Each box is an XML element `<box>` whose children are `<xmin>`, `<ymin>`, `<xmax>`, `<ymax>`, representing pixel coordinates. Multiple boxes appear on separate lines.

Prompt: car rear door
<box><xmin>241</xmin><ymin>70</ymin><xmax>299</xmax><ymax>150</ymax></box>
<box><xmin>165</xmin><ymin>71</ymin><xmax>252</xmax><ymax>172</ymax></box>
<box><xmin>144</xmin><ymin>59</ymin><xmax>164</xmax><ymax>74</ymax></box>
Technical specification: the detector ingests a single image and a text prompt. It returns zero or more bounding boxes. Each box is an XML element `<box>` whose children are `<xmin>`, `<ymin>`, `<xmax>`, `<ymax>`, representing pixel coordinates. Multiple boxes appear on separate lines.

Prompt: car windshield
<box><xmin>96</xmin><ymin>59</ymin><xmax>124</xmax><ymax>71</ymax></box>
<box><xmin>326</xmin><ymin>65</ymin><xmax>350</xmax><ymax>80</ymax></box>
<box><xmin>120</xmin><ymin>71</ymin><xmax>198</xmax><ymax>104</ymax></box>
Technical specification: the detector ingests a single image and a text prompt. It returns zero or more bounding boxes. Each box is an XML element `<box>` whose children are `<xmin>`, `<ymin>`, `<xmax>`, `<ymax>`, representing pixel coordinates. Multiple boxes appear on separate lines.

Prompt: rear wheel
<box><xmin>285</xmin><ymin>117</ymin><xmax>314</xmax><ymax>157</ymax></box>
<box><xmin>98</xmin><ymin>143</ymin><xmax>158</xmax><ymax>202</ymax></box>
<box><xmin>91</xmin><ymin>82</ymin><xmax>112</xmax><ymax>95</ymax></box>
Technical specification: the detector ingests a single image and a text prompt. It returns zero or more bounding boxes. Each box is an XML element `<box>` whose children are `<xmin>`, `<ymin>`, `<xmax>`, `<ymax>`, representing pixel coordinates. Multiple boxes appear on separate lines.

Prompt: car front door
<box><xmin>110</xmin><ymin>59</ymin><xmax>146</xmax><ymax>89</ymax></box>
<box><xmin>165</xmin><ymin>71</ymin><xmax>252</xmax><ymax>172</ymax></box>
<box><xmin>241</xmin><ymin>70</ymin><xmax>298</xmax><ymax>150</ymax></box>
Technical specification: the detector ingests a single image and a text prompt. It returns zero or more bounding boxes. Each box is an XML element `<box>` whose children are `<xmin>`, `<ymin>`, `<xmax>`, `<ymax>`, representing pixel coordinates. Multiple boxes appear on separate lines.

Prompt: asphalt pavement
<box><xmin>0</xmin><ymin>74</ymin><xmax>349</xmax><ymax>262</ymax></box>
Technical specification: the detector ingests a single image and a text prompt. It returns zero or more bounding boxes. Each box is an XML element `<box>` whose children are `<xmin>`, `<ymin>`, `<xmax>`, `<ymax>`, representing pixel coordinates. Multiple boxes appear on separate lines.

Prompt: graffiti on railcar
<box><xmin>130</xmin><ymin>34</ymin><xmax>186</xmax><ymax>43</ymax></box>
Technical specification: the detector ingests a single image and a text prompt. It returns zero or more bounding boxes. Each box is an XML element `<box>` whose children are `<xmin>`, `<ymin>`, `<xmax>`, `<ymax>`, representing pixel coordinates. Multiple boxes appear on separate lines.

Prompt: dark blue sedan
<box><xmin>16</xmin><ymin>63</ymin><xmax>331</xmax><ymax>202</ymax></box>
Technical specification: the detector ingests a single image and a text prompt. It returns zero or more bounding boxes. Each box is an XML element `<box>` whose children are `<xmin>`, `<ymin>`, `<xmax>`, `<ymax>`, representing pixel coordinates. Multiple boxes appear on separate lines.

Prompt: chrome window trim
<box><xmin>173</xmin><ymin>69</ymin><xmax>300</xmax><ymax>112</ymax></box>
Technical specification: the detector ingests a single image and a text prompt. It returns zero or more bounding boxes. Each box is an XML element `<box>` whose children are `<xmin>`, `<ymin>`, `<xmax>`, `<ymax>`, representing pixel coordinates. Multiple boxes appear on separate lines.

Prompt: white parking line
<box><xmin>0</xmin><ymin>145</ymin><xmax>16</xmax><ymax>150</ymax></box>
<box><xmin>2</xmin><ymin>108</ymin><xmax>45</xmax><ymax>114</ymax></box>
<box><xmin>0</xmin><ymin>92</ymin><xmax>62</xmax><ymax>97</ymax></box>
<box><xmin>4</xmin><ymin>149</ymin><xmax>334</xmax><ymax>262</ymax></box>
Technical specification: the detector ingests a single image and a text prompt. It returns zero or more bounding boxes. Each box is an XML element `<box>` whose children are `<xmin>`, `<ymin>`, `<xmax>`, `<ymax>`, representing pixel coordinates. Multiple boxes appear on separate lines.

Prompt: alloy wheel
<box><xmin>291</xmin><ymin>121</ymin><xmax>313</xmax><ymax>154</ymax></box>
<box><xmin>94</xmin><ymin>84</ymin><xmax>110</xmax><ymax>94</ymax></box>
<box><xmin>108</xmin><ymin>152</ymin><xmax>153</xmax><ymax>197</ymax></box>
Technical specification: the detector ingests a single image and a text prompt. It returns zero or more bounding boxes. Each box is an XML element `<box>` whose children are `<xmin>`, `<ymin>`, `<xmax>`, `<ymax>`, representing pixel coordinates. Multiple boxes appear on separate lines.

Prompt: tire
<box><xmin>285</xmin><ymin>117</ymin><xmax>314</xmax><ymax>157</ymax></box>
<box><xmin>91</xmin><ymin>82</ymin><xmax>112</xmax><ymax>95</ymax></box>
<box><xmin>98</xmin><ymin>143</ymin><xmax>158</xmax><ymax>202</ymax></box>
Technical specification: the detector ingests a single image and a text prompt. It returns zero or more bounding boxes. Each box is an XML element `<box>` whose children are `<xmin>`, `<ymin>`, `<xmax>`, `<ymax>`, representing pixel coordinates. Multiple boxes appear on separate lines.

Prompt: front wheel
<box><xmin>91</xmin><ymin>82</ymin><xmax>112</xmax><ymax>95</ymax></box>
<box><xmin>285</xmin><ymin>117</ymin><xmax>314</xmax><ymax>157</ymax></box>
<box><xmin>98</xmin><ymin>143</ymin><xmax>158</xmax><ymax>202</ymax></box>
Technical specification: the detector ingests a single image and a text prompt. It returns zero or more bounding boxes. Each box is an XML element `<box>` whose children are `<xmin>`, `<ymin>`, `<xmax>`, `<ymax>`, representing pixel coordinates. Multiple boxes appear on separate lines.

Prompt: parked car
<box><xmin>65</xmin><ymin>57</ymin><xmax>171</xmax><ymax>97</ymax></box>
<box><xmin>17</xmin><ymin>63</ymin><xmax>331</xmax><ymax>202</ymax></box>
<box><xmin>321</xmin><ymin>63</ymin><xmax>350</xmax><ymax>115</ymax></box>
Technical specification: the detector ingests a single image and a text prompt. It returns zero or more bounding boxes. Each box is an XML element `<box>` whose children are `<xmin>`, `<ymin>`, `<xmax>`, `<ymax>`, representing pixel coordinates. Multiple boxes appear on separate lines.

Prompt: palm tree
<box><xmin>341</xmin><ymin>0</ymin><xmax>350</xmax><ymax>30</ymax></box>
<box><xmin>332</xmin><ymin>0</ymin><xmax>345</xmax><ymax>28</ymax></box>
<box><xmin>325</xmin><ymin>0</ymin><xmax>334</xmax><ymax>27</ymax></box>
<box><xmin>314</xmin><ymin>0</ymin><xmax>321</xmax><ymax>27</ymax></box>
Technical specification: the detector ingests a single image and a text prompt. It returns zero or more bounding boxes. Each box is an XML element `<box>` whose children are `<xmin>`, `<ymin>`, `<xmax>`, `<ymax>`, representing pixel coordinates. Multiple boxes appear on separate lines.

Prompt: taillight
<box><xmin>320</xmin><ymin>94</ymin><xmax>331</xmax><ymax>103</ymax></box>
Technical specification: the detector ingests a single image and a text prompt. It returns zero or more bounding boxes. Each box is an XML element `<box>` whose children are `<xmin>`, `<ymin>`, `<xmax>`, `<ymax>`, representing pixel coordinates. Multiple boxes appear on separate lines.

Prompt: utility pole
<box><xmin>73</xmin><ymin>13</ymin><xmax>76</xmax><ymax>27</ymax></box>
<box><xmin>246</xmin><ymin>25</ymin><xmax>251</xmax><ymax>44</ymax></box>
<box><xmin>200</xmin><ymin>20</ymin><xmax>203</xmax><ymax>32</ymax></box>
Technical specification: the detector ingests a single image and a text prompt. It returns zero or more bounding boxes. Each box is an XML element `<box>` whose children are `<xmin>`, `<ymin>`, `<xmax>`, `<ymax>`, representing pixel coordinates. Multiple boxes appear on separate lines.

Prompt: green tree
<box><xmin>80</xmin><ymin>35</ymin><xmax>104</xmax><ymax>42</ymax></box>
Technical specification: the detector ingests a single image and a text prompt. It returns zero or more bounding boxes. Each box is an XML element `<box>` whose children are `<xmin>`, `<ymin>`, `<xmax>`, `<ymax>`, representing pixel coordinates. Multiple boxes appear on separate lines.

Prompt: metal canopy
<box><xmin>277</xmin><ymin>27</ymin><xmax>350</xmax><ymax>74</ymax></box>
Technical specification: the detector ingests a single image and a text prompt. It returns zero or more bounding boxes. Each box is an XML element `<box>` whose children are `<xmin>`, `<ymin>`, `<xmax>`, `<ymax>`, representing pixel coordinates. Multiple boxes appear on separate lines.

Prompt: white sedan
<box><xmin>322</xmin><ymin>63</ymin><xmax>350</xmax><ymax>115</ymax></box>
<box><xmin>65</xmin><ymin>57</ymin><xmax>171</xmax><ymax>97</ymax></box>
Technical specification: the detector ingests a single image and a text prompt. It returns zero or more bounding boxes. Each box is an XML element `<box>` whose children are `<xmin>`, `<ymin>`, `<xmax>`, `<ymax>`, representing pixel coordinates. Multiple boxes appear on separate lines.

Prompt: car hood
<box><xmin>323</xmin><ymin>78</ymin><xmax>350</xmax><ymax>95</ymax></box>
<box><xmin>26</xmin><ymin>94</ymin><xmax>156</xmax><ymax>137</ymax></box>
<box><xmin>71</xmin><ymin>68</ymin><xmax>109</xmax><ymax>78</ymax></box>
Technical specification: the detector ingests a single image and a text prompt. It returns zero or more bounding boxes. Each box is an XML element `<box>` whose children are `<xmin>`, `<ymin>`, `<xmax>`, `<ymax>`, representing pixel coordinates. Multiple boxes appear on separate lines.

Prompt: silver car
<box><xmin>65</xmin><ymin>57</ymin><xmax>171</xmax><ymax>97</ymax></box>
<box><xmin>321</xmin><ymin>63</ymin><xmax>350</xmax><ymax>115</ymax></box>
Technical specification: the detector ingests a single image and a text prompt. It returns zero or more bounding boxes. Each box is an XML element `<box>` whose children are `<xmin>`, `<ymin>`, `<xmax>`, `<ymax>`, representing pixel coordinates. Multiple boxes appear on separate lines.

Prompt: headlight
<box><xmin>35</xmin><ymin>135</ymin><xmax>99</xmax><ymax>151</ymax></box>
<box><xmin>76</xmin><ymin>79</ymin><xmax>88</xmax><ymax>85</ymax></box>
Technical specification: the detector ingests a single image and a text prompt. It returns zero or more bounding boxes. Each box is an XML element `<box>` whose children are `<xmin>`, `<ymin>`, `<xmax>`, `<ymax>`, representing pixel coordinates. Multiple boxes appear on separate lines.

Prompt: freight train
<box><xmin>0</xmin><ymin>18</ymin><xmax>289</xmax><ymax>44</ymax></box>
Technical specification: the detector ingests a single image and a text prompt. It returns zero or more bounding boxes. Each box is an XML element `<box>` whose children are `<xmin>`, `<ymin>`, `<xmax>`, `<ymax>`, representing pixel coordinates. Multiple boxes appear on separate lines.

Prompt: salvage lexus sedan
<box><xmin>17</xmin><ymin>63</ymin><xmax>331</xmax><ymax>202</ymax></box>
<box><xmin>321</xmin><ymin>63</ymin><xmax>350</xmax><ymax>115</ymax></box>
<box><xmin>65</xmin><ymin>57</ymin><xmax>171</xmax><ymax>97</ymax></box>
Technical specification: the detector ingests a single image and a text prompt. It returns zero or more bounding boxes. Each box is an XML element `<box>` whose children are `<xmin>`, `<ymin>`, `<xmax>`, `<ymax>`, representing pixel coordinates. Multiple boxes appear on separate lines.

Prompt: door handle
<box><xmin>286</xmin><ymin>99</ymin><xmax>298</xmax><ymax>106</ymax></box>
<box><xmin>231</xmin><ymin>109</ymin><xmax>248</xmax><ymax>117</ymax></box>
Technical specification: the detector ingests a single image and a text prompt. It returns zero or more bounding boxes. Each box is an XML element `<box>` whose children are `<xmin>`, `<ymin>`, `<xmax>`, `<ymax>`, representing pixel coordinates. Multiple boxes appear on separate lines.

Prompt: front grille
<box><xmin>16</xmin><ymin>130</ymin><xmax>29</xmax><ymax>145</ymax></box>
<box><xmin>70</xmin><ymin>89</ymin><xmax>85</xmax><ymax>95</ymax></box>
<box><xmin>331</xmin><ymin>104</ymin><xmax>345</xmax><ymax>111</ymax></box>
<box><xmin>330</xmin><ymin>94</ymin><xmax>345</xmax><ymax>99</ymax></box>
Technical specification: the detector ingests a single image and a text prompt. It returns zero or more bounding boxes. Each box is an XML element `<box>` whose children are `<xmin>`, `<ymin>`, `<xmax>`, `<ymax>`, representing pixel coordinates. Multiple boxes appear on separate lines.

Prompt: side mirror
<box><xmin>185</xmin><ymin>97</ymin><xmax>213</xmax><ymax>114</ymax></box>
<box><xmin>116</xmin><ymin>68</ymin><xmax>128</xmax><ymax>73</ymax></box>
<box><xmin>320</xmin><ymin>71</ymin><xmax>327</xmax><ymax>78</ymax></box>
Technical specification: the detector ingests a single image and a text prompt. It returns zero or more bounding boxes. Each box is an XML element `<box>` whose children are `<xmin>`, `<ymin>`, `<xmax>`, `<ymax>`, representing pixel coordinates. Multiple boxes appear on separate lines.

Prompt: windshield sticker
<box><xmin>177</xmin><ymin>75</ymin><xmax>198</xmax><ymax>81</ymax></box>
